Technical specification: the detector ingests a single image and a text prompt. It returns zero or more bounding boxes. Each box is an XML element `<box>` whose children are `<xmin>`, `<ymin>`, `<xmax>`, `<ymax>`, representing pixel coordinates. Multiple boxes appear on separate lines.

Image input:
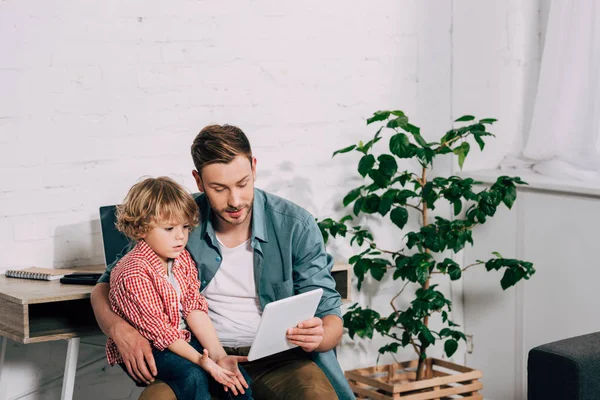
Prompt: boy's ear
<box><xmin>192</xmin><ymin>170</ymin><xmax>205</xmax><ymax>193</ymax></box>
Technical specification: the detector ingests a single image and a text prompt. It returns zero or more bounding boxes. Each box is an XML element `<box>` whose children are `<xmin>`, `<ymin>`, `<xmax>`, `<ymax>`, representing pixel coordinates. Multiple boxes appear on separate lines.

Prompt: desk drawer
<box><xmin>27</xmin><ymin>299</ymin><xmax>100</xmax><ymax>343</ymax></box>
<box><xmin>0</xmin><ymin>300</ymin><xmax>27</xmax><ymax>341</ymax></box>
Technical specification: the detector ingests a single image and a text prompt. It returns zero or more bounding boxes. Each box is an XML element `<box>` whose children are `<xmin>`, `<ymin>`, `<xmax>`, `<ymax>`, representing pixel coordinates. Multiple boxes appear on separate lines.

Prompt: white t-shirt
<box><xmin>201</xmin><ymin>236</ymin><xmax>262</xmax><ymax>347</ymax></box>
<box><xmin>166</xmin><ymin>260</ymin><xmax>187</xmax><ymax>330</ymax></box>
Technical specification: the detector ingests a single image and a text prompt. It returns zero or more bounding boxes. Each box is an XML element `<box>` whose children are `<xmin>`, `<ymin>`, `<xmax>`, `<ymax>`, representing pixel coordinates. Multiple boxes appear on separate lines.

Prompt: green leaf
<box><xmin>389</xmin><ymin>133</ymin><xmax>415</xmax><ymax>158</ymax></box>
<box><xmin>378</xmin><ymin>342</ymin><xmax>400</xmax><ymax>356</ymax></box>
<box><xmin>387</xmin><ymin>116</ymin><xmax>409</xmax><ymax>128</ymax></box>
<box><xmin>390</xmin><ymin>207</ymin><xmax>409</xmax><ymax>229</ymax></box>
<box><xmin>419</xmin><ymin>326</ymin><xmax>436</xmax><ymax>347</ymax></box>
<box><xmin>340</xmin><ymin>215</ymin><xmax>353</xmax><ymax>224</ymax></box>
<box><xmin>479</xmin><ymin>118</ymin><xmax>498</xmax><ymax>124</ymax></box>
<box><xmin>503</xmin><ymin>184</ymin><xmax>517</xmax><ymax>209</ymax></box>
<box><xmin>422</xmin><ymin>182</ymin><xmax>438</xmax><ymax>209</ymax></box>
<box><xmin>343</xmin><ymin>187</ymin><xmax>362</xmax><ymax>207</ymax></box>
<box><xmin>370</xmin><ymin>263</ymin><xmax>386</xmax><ymax>281</ymax></box>
<box><xmin>395</xmin><ymin>189</ymin><xmax>419</xmax><ymax>205</ymax></box>
<box><xmin>492</xmin><ymin>251</ymin><xmax>503</xmax><ymax>258</ymax></box>
<box><xmin>501</xmin><ymin>267</ymin><xmax>525</xmax><ymax>290</ymax></box>
<box><xmin>444</xmin><ymin>339</ymin><xmax>459</xmax><ymax>357</ymax></box>
<box><xmin>453</xmin><ymin>142</ymin><xmax>470</xmax><ymax>169</ymax></box>
<box><xmin>412</xmin><ymin>132</ymin><xmax>429</xmax><ymax>148</ymax></box>
<box><xmin>367</xmin><ymin>111</ymin><xmax>391</xmax><ymax>125</ymax></box>
<box><xmin>378</xmin><ymin>189</ymin><xmax>397</xmax><ymax>216</ymax></box>
<box><xmin>403</xmin><ymin>123</ymin><xmax>420</xmax><ymax>135</ymax></box>
<box><xmin>358</xmin><ymin>155</ymin><xmax>375</xmax><ymax>177</ymax></box>
<box><xmin>362</xmin><ymin>194</ymin><xmax>381</xmax><ymax>214</ymax></box>
<box><xmin>448</xmin><ymin>265</ymin><xmax>462</xmax><ymax>280</ymax></box>
<box><xmin>378</xmin><ymin>154</ymin><xmax>398</xmax><ymax>177</ymax></box>
<box><xmin>332</xmin><ymin>144</ymin><xmax>357</xmax><ymax>157</ymax></box>
<box><xmin>415</xmin><ymin>147</ymin><xmax>436</xmax><ymax>166</ymax></box>
<box><xmin>353</xmin><ymin>197</ymin><xmax>365</xmax><ymax>216</ymax></box>
<box><xmin>455</xmin><ymin>115</ymin><xmax>475</xmax><ymax>122</ymax></box>
<box><xmin>453</xmin><ymin>200</ymin><xmax>462</xmax><ymax>216</ymax></box>
<box><xmin>416</xmin><ymin>262</ymin><xmax>430</xmax><ymax>284</ymax></box>
<box><xmin>473</xmin><ymin>134</ymin><xmax>485</xmax><ymax>151</ymax></box>
<box><xmin>368</xmin><ymin>169</ymin><xmax>392</xmax><ymax>188</ymax></box>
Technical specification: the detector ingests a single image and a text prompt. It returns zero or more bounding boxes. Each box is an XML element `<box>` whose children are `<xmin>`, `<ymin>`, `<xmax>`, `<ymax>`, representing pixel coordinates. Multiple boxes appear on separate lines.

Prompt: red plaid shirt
<box><xmin>105</xmin><ymin>239</ymin><xmax>208</xmax><ymax>365</ymax></box>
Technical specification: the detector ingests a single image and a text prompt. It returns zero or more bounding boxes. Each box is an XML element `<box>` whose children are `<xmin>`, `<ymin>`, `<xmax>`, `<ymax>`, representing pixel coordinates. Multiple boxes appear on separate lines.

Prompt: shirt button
<box><xmin>201</xmin><ymin>279</ymin><xmax>207</xmax><ymax>285</ymax></box>
<box><xmin>216</xmin><ymin>256</ymin><xmax>222</xmax><ymax>262</ymax></box>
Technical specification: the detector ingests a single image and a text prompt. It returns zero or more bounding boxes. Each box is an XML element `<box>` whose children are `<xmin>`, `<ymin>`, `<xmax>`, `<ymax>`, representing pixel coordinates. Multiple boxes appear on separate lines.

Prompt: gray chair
<box><xmin>528</xmin><ymin>332</ymin><xmax>600</xmax><ymax>399</ymax></box>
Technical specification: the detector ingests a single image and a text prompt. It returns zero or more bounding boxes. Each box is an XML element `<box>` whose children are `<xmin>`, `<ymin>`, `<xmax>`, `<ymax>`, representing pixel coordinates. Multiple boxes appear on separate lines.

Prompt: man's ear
<box><xmin>192</xmin><ymin>170</ymin><xmax>205</xmax><ymax>193</ymax></box>
<box><xmin>251</xmin><ymin>157</ymin><xmax>257</xmax><ymax>182</ymax></box>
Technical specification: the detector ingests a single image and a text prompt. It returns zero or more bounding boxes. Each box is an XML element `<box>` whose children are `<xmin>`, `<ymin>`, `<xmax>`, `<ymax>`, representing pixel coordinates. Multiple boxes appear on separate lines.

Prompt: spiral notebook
<box><xmin>5</xmin><ymin>267</ymin><xmax>76</xmax><ymax>281</ymax></box>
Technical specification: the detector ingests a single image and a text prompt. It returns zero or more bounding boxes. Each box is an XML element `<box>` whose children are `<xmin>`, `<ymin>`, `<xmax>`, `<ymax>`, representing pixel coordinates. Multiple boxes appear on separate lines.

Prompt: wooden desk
<box><xmin>0</xmin><ymin>263</ymin><xmax>350</xmax><ymax>400</ymax></box>
<box><xmin>0</xmin><ymin>265</ymin><xmax>104</xmax><ymax>400</ymax></box>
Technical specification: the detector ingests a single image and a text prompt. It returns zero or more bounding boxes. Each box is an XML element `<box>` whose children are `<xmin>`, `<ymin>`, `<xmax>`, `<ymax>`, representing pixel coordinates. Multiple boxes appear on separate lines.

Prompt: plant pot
<box><xmin>345</xmin><ymin>358</ymin><xmax>482</xmax><ymax>400</ymax></box>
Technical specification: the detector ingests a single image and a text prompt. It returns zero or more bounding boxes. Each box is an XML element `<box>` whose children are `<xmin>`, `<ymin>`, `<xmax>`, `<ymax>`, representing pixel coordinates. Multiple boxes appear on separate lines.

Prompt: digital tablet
<box><xmin>247</xmin><ymin>288</ymin><xmax>323</xmax><ymax>361</ymax></box>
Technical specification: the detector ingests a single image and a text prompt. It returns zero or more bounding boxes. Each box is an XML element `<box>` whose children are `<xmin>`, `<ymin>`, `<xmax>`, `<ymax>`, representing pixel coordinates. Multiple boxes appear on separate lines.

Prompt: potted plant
<box><xmin>318</xmin><ymin>110</ymin><xmax>535</xmax><ymax>399</ymax></box>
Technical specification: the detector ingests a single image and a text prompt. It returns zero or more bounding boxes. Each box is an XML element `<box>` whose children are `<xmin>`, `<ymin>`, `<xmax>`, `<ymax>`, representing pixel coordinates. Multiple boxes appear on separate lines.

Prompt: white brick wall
<box><xmin>0</xmin><ymin>0</ymin><xmax>536</xmax><ymax>398</ymax></box>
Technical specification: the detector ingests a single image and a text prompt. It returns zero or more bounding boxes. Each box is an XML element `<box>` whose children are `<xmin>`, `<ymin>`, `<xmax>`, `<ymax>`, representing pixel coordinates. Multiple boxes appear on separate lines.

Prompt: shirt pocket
<box><xmin>271</xmin><ymin>279</ymin><xmax>293</xmax><ymax>300</ymax></box>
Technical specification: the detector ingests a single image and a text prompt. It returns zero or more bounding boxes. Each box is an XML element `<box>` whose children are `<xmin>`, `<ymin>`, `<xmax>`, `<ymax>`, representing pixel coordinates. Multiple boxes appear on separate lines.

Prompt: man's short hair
<box><xmin>116</xmin><ymin>176</ymin><xmax>199</xmax><ymax>240</ymax></box>
<box><xmin>191</xmin><ymin>124</ymin><xmax>253</xmax><ymax>174</ymax></box>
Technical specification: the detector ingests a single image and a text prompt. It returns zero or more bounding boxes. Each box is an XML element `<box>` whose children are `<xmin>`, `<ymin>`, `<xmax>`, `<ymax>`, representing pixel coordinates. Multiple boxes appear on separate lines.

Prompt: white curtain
<box><xmin>502</xmin><ymin>0</ymin><xmax>600</xmax><ymax>182</ymax></box>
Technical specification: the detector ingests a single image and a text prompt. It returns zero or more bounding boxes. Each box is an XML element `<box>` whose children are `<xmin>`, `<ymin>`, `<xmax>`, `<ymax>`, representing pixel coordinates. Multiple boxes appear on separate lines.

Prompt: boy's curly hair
<box><xmin>116</xmin><ymin>176</ymin><xmax>199</xmax><ymax>240</ymax></box>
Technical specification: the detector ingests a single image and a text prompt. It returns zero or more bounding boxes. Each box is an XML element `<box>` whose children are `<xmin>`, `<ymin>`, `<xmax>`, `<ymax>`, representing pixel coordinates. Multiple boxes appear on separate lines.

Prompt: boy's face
<box><xmin>142</xmin><ymin>219</ymin><xmax>191</xmax><ymax>264</ymax></box>
<box><xmin>193</xmin><ymin>155</ymin><xmax>256</xmax><ymax>228</ymax></box>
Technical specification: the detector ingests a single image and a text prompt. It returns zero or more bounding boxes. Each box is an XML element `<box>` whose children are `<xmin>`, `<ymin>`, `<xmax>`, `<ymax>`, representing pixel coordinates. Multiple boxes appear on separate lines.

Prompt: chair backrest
<box><xmin>99</xmin><ymin>205</ymin><xmax>131</xmax><ymax>267</ymax></box>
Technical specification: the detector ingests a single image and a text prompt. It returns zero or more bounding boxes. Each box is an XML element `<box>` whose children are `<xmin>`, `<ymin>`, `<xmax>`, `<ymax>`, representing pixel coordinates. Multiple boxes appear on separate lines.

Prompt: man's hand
<box><xmin>286</xmin><ymin>317</ymin><xmax>325</xmax><ymax>352</ymax></box>
<box><xmin>112</xmin><ymin>321</ymin><xmax>157</xmax><ymax>384</ymax></box>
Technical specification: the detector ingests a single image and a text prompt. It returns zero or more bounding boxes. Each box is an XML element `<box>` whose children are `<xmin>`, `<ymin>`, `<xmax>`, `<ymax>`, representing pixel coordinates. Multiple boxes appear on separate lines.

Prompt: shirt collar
<box><xmin>136</xmin><ymin>239</ymin><xmax>167</xmax><ymax>275</ymax></box>
<box><xmin>251</xmin><ymin>188</ymin><xmax>268</xmax><ymax>243</ymax></box>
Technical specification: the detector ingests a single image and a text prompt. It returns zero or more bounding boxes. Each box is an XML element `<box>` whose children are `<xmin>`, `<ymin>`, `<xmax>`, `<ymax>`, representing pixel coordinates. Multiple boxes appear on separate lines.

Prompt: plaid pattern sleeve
<box><xmin>115</xmin><ymin>275</ymin><xmax>187</xmax><ymax>351</ymax></box>
<box><xmin>178</xmin><ymin>250</ymin><xmax>208</xmax><ymax>319</ymax></box>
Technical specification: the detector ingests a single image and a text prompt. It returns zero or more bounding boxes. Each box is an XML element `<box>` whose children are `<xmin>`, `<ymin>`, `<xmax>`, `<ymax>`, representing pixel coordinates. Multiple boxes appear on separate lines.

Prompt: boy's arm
<box><xmin>185</xmin><ymin>310</ymin><xmax>250</xmax><ymax>393</ymax></box>
<box><xmin>185</xmin><ymin>310</ymin><xmax>227</xmax><ymax>361</ymax></box>
<box><xmin>90</xmin><ymin>282</ymin><xmax>157</xmax><ymax>384</ymax></box>
<box><xmin>179</xmin><ymin>253</ymin><xmax>226</xmax><ymax>359</ymax></box>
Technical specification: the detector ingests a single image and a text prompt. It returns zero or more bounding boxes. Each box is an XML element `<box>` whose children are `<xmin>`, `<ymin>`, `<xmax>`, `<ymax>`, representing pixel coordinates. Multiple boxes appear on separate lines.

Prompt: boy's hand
<box><xmin>286</xmin><ymin>317</ymin><xmax>324</xmax><ymax>352</ymax></box>
<box><xmin>199</xmin><ymin>349</ymin><xmax>246</xmax><ymax>395</ymax></box>
<box><xmin>217</xmin><ymin>355</ymin><xmax>249</xmax><ymax>392</ymax></box>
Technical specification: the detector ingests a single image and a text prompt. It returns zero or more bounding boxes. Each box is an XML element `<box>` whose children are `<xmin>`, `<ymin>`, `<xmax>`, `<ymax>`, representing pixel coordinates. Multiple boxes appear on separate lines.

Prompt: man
<box><xmin>91</xmin><ymin>124</ymin><xmax>355</xmax><ymax>400</ymax></box>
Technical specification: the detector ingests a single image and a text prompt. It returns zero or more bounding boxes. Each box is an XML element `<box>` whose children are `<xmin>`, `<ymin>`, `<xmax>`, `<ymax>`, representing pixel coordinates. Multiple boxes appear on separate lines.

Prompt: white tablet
<box><xmin>247</xmin><ymin>288</ymin><xmax>323</xmax><ymax>361</ymax></box>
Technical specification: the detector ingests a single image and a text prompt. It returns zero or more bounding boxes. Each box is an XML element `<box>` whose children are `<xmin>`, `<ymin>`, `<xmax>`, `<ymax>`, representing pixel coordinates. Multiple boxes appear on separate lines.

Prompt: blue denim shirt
<box><xmin>99</xmin><ymin>188</ymin><xmax>355</xmax><ymax>399</ymax></box>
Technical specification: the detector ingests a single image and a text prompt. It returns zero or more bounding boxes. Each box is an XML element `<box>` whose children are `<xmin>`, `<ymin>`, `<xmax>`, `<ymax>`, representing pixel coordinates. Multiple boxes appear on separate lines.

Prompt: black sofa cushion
<box><xmin>528</xmin><ymin>332</ymin><xmax>600</xmax><ymax>400</ymax></box>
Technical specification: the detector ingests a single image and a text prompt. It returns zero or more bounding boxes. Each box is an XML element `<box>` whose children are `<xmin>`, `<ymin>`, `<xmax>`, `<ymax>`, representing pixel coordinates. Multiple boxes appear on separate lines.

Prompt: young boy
<box><xmin>105</xmin><ymin>176</ymin><xmax>252</xmax><ymax>400</ymax></box>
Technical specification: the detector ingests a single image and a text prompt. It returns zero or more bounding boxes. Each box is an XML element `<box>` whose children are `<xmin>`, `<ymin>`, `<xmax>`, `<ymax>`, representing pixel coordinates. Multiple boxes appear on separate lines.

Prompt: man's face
<box><xmin>193</xmin><ymin>155</ymin><xmax>256</xmax><ymax>227</ymax></box>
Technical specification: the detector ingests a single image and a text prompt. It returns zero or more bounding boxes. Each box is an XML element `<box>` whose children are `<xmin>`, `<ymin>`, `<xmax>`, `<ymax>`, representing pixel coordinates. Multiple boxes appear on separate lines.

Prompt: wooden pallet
<box><xmin>345</xmin><ymin>358</ymin><xmax>483</xmax><ymax>400</ymax></box>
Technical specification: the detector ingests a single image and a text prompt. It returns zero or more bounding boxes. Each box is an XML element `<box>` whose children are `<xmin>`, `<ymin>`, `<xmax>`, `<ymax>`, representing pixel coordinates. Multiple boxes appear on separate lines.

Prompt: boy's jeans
<box><xmin>122</xmin><ymin>337</ymin><xmax>253</xmax><ymax>400</ymax></box>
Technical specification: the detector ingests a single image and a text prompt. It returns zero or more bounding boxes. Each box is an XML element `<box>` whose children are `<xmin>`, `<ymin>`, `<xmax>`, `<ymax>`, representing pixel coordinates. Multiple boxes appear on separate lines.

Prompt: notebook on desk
<box><xmin>5</xmin><ymin>267</ymin><xmax>75</xmax><ymax>281</ymax></box>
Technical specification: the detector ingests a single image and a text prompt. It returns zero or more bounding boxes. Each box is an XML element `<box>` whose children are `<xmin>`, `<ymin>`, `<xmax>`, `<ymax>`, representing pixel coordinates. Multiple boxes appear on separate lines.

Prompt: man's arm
<box><xmin>286</xmin><ymin>215</ymin><xmax>345</xmax><ymax>352</ymax></box>
<box><xmin>90</xmin><ymin>282</ymin><xmax>157</xmax><ymax>384</ymax></box>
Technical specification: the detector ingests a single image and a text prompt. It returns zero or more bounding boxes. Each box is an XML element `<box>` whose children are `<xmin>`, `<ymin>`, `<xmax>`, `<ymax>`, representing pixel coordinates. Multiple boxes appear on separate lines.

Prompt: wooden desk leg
<box><xmin>0</xmin><ymin>337</ymin><xmax>7</xmax><ymax>400</ymax></box>
<box><xmin>60</xmin><ymin>337</ymin><xmax>80</xmax><ymax>400</ymax></box>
